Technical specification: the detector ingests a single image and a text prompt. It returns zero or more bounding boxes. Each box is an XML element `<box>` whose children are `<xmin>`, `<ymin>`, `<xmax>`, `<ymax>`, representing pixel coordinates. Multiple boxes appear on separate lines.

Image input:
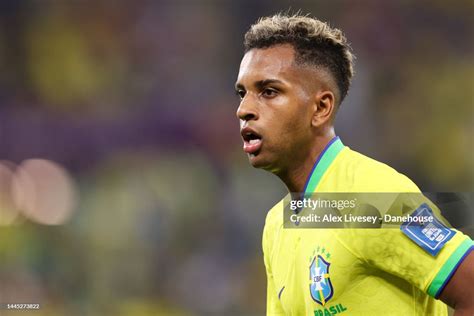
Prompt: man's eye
<box><xmin>262</xmin><ymin>88</ymin><xmax>277</xmax><ymax>97</ymax></box>
<box><xmin>236</xmin><ymin>90</ymin><xmax>246</xmax><ymax>99</ymax></box>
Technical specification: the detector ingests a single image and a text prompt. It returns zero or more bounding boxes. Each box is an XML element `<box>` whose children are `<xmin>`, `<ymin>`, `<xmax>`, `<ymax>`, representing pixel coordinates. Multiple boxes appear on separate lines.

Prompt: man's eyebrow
<box><xmin>234</xmin><ymin>79</ymin><xmax>284</xmax><ymax>91</ymax></box>
<box><xmin>256</xmin><ymin>79</ymin><xmax>284</xmax><ymax>88</ymax></box>
<box><xmin>235</xmin><ymin>83</ymin><xmax>244</xmax><ymax>91</ymax></box>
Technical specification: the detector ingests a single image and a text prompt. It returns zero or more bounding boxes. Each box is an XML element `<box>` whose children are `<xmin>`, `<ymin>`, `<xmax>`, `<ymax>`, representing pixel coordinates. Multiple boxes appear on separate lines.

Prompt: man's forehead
<box><xmin>237</xmin><ymin>45</ymin><xmax>297</xmax><ymax>83</ymax></box>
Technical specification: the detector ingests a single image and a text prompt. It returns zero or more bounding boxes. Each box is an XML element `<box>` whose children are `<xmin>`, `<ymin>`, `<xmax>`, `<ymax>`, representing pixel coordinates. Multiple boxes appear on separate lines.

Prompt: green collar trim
<box><xmin>303</xmin><ymin>137</ymin><xmax>345</xmax><ymax>195</ymax></box>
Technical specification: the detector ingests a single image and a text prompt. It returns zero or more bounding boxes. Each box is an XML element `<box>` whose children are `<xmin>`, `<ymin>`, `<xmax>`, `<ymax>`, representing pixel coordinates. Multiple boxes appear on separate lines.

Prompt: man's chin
<box><xmin>248</xmin><ymin>152</ymin><xmax>273</xmax><ymax>170</ymax></box>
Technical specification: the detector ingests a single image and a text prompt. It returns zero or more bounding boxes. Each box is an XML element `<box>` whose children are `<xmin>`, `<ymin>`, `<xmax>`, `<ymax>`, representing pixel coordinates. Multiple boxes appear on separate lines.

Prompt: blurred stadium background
<box><xmin>0</xmin><ymin>1</ymin><xmax>472</xmax><ymax>315</ymax></box>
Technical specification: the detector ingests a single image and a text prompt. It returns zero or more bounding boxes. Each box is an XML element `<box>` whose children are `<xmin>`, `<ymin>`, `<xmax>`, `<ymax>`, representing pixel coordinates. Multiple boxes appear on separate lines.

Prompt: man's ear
<box><xmin>311</xmin><ymin>90</ymin><xmax>336</xmax><ymax>127</ymax></box>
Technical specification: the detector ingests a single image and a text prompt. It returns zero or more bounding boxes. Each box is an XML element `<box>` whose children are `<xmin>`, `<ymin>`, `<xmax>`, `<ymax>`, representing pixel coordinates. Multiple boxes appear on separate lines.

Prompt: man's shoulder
<box><xmin>264</xmin><ymin>198</ymin><xmax>285</xmax><ymax>230</ymax></box>
<box><xmin>321</xmin><ymin>147</ymin><xmax>420</xmax><ymax>192</ymax></box>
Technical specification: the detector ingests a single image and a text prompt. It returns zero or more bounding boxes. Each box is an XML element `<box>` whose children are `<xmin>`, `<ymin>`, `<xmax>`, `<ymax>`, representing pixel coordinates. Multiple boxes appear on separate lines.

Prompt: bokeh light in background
<box><xmin>12</xmin><ymin>159</ymin><xmax>77</xmax><ymax>225</ymax></box>
<box><xmin>1</xmin><ymin>159</ymin><xmax>77</xmax><ymax>226</ymax></box>
<box><xmin>0</xmin><ymin>0</ymin><xmax>472</xmax><ymax>315</ymax></box>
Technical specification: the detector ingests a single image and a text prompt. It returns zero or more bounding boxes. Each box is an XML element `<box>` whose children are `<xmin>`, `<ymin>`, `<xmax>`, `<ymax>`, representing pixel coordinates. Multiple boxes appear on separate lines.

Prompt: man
<box><xmin>235</xmin><ymin>14</ymin><xmax>473</xmax><ymax>315</ymax></box>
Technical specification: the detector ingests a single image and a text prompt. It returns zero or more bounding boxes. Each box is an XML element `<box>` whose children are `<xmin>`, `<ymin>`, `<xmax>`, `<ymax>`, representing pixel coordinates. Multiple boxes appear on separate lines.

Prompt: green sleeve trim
<box><xmin>427</xmin><ymin>238</ymin><xmax>473</xmax><ymax>298</ymax></box>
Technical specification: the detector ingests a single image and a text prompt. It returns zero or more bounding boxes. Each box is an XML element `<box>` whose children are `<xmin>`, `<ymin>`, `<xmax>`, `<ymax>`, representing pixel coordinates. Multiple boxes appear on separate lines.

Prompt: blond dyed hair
<box><xmin>244</xmin><ymin>13</ymin><xmax>355</xmax><ymax>104</ymax></box>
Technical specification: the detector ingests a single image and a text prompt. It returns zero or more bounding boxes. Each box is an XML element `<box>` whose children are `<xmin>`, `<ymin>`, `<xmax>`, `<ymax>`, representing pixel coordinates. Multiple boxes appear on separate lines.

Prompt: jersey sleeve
<box><xmin>336</xmin><ymin>222</ymin><xmax>473</xmax><ymax>299</ymax></box>
<box><xmin>262</xmin><ymin>211</ymin><xmax>286</xmax><ymax>315</ymax></box>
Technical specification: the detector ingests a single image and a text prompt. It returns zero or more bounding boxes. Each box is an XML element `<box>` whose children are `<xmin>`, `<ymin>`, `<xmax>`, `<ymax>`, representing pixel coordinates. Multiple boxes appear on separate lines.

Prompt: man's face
<box><xmin>235</xmin><ymin>44</ymin><xmax>318</xmax><ymax>173</ymax></box>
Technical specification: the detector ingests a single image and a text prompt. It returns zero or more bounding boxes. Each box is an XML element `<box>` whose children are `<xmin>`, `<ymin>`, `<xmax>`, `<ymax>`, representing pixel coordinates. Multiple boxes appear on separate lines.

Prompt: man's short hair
<box><xmin>244</xmin><ymin>13</ymin><xmax>355</xmax><ymax>105</ymax></box>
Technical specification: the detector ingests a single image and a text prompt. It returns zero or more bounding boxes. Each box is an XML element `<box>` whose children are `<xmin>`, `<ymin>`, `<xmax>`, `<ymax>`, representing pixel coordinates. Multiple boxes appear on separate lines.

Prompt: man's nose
<box><xmin>236</xmin><ymin>94</ymin><xmax>258</xmax><ymax>121</ymax></box>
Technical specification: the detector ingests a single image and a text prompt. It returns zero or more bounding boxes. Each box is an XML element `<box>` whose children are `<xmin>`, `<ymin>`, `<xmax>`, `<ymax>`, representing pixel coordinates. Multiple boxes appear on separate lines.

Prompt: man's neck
<box><xmin>277</xmin><ymin>132</ymin><xmax>336</xmax><ymax>194</ymax></box>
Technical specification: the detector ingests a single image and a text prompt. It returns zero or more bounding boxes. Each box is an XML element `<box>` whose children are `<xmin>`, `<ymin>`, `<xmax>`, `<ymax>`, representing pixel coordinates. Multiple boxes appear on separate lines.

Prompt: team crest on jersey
<box><xmin>309</xmin><ymin>246</ymin><xmax>334</xmax><ymax>306</ymax></box>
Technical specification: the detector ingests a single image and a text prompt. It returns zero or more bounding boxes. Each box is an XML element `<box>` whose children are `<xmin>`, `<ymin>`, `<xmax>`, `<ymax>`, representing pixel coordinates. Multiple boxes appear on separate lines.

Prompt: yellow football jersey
<box><xmin>263</xmin><ymin>137</ymin><xmax>473</xmax><ymax>315</ymax></box>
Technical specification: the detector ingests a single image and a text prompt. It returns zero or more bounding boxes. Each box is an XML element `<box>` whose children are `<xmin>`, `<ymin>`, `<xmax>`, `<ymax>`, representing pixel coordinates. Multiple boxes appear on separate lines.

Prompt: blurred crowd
<box><xmin>0</xmin><ymin>1</ymin><xmax>472</xmax><ymax>315</ymax></box>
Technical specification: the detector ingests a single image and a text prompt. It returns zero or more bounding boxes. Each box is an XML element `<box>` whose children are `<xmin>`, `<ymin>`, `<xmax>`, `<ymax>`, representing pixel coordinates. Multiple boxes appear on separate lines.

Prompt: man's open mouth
<box><xmin>241</xmin><ymin>127</ymin><xmax>263</xmax><ymax>155</ymax></box>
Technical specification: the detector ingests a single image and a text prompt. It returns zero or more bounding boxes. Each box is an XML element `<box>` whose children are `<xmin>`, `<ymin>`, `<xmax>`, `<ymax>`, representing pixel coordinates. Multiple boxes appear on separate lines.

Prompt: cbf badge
<box><xmin>309</xmin><ymin>247</ymin><xmax>334</xmax><ymax>306</ymax></box>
